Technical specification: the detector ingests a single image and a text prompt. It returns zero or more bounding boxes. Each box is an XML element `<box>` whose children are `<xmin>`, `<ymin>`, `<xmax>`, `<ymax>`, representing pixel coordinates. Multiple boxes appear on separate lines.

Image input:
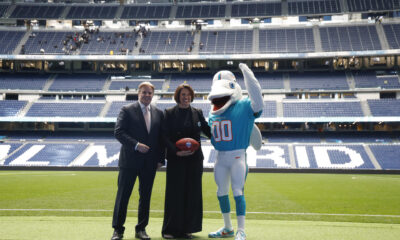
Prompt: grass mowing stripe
<box><xmin>1</xmin><ymin>209</ymin><xmax>400</xmax><ymax>218</ymax></box>
<box><xmin>1</xmin><ymin>171</ymin><xmax>400</xmax><ymax>224</ymax></box>
<box><xmin>1</xmin><ymin>216</ymin><xmax>400</xmax><ymax>240</ymax></box>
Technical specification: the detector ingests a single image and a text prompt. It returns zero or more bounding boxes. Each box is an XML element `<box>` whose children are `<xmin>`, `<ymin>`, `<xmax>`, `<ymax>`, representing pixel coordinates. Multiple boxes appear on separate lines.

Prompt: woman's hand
<box><xmin>176</xmin><ymin>150</ymin><xmax>194</xmax><ymax>157</ymax></box>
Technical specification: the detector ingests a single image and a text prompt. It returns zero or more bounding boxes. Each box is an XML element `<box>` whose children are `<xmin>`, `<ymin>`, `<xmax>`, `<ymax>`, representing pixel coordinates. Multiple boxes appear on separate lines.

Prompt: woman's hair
<box><xmin>174</xmin><ymin>83</ymin><xmax>195</xmax><ymax>103</ymax></box>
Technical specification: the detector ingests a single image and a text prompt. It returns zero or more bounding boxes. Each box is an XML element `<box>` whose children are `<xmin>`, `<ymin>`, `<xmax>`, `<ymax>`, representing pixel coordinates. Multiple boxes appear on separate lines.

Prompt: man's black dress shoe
<box><xmin>111</xmin><ymin>230</ymin><xmax>124</xmax><ymax>240</ymax></box>
<box><xmin>135</xmin><ymin>230</ymin><xmax>150</xmax><ymax>240</ymax></box>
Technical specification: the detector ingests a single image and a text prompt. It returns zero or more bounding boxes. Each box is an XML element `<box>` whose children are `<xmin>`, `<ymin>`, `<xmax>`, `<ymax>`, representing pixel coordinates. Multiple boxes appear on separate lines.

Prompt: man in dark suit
<box><xmin>111</xmin><ymin>82</ymin><xmax>165</xmax><ymax>240</ymax></box>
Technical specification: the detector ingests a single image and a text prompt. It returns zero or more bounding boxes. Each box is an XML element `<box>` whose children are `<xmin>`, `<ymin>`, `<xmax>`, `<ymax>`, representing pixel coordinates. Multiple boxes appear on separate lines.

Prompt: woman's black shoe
<box><xmin>162</xmin><ymin>233</ymin><xmax>175</xmax><ymax>239</ymax></box>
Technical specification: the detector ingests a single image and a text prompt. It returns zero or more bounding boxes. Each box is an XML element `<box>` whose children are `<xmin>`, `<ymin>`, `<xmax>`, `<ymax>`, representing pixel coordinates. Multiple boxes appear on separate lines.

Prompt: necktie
<box><xmin>144</xmin><ymin>106</ymin><xmax>151</xmax><ymax>133</ymax></box>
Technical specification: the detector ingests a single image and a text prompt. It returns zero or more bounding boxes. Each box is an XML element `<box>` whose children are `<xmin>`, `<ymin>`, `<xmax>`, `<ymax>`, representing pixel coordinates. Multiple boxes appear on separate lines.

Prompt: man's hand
<box><xmin>137</xmin><ymin>143</ymin><xmax>150</xmax><ymax>153</ymax></box>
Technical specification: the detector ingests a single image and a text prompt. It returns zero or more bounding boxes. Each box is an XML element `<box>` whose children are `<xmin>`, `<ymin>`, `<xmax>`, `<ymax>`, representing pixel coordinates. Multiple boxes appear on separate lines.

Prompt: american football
<box><xmin>175</xmin><ymin>138</ymin><xmax>200</xmax><ymax>151</ymax></box>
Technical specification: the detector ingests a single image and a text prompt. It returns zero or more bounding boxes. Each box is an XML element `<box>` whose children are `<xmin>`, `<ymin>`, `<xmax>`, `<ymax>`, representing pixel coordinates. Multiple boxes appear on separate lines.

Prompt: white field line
<box><xmin>0</xmin><ymin>209</ymin><xmax>399</xmax><ymax>218</ymax></box>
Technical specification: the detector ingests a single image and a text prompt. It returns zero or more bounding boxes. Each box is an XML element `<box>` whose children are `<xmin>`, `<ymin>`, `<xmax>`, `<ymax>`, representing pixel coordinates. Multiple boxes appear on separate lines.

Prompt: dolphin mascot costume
<box><xmin>207</xmin><ymin>63</ymin><xmax>264</xmax><ymax>240</ymax></box>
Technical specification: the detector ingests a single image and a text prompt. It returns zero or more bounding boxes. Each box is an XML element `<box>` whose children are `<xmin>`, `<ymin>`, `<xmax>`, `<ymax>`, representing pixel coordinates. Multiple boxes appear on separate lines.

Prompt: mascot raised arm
<box><xmin>208</xmin><ymin>63</ymin><xmax>263</xmax><ymax>240</ymax></box>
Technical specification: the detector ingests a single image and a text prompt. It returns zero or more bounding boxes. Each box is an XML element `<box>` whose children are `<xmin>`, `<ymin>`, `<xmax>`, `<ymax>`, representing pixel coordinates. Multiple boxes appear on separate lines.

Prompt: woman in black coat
<box><xmin>162</xmin><ymin>83</ymin><xmax>211</xmax><ymax>239</ymax></box>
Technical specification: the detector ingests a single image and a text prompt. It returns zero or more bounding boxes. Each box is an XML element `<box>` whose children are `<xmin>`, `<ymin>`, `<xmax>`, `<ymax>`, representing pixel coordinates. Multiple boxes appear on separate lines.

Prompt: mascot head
<box><xmin>208</xmin><ymin>70</ymin><xmax>242</xmax><ymax>115</ymax></box>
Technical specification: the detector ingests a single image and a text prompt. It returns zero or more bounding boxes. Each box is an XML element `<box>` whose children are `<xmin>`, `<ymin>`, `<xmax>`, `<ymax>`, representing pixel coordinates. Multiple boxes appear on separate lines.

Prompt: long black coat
<box><xmin>162</xmin><ymin>105</ymin><xmax>211</xmax><ymax>237</ymax></box>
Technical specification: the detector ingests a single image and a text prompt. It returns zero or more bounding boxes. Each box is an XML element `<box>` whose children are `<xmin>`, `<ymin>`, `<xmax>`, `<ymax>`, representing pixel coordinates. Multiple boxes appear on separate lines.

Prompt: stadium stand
<box><xmin>199</xmin><ymin>30</ymin><xmax>253</xmax><ymax>54</ymax></box>
<box><xmin>140</xmin><ymin>30</ymin><xmax>194</xmax><ymax>54</ymax></box>
<box><xmin>288</xmin><ymin>0</ymin><xmax>341</xmax><ymax>15</ymax></box>
<box><xmin>0</xmin><ymin>100</ymin><xmax>27</xmax><ymax>117</ymax></box>
<box><xmin>109</xmin><ymin>79</ymin><xmax>164</xmax><ymax>91</ymax></box>
<box><xmin>369</xmin><ymin>145</ymin><xmax>400</xmax><ymax>169</ymax></box>
<box><xmin>353</xmin><ymin>71</ymin><xmax>400</xmax><ymax>89</ymax></box>
<box><xmin>294</xmin><ymin>144</ymin><xmax>375</xmax><ymax>169</ymax></box>
<box><xmin>167</xmin><ymin>73</ymin><xmax>213</xmax><ymax>92</ymax></box>
<box><xmin>25</xmin><ymin>102</ymin><xmax>104</xmax><ymax>117</ymax></box>
<box><xmin>283</xmin><ymin>101</ymin><xmax>364</xmax><ymax>118</ymax></box>
<box><xmin>383</xmin><ymin>24</ymin><xmax>400</xmax><ymax>50</ymax></box>
<box><xmin>289</xmin><ymin>72</ymin><xmax>348</xmax><ymax>90</ymax></box>
<box><xmin>367</xmin><ymin>99</ymin><xmax>400</xmax><ymax>116</ymax></box>
<box><xmin>175</xmin><ymin>4</ymin><xmax>226</xmax><ymax>19</ymax></box>
<box><xmin>48</xmin><ymin>74</ymin><xmax>108</xmax><ymax>91</ymax></box>
<box><xmin>259</xmin><ymin>28</ymin><xmax>315</xmax><ymax>53</ymax></box>
<box><xmin>0</xmin><ymin>30</ymin><xmax>25</xmax><ymax>54</ymax></box>
<box><xmin>66</xmin><ymin>5</ymin><xmax>119</xmax><ymax>19</ymax></box>
<box><xmin>346</xmin><ymin>0</ymin><xmax>400</xmax><ymax>12</ymax></box>
<box><xmin>10</xmin><ymin>4</ymin><xmax>65</xmax><ymax>19</ymax></box>
<box><xmin>320</xmin><ymin>25</ymin><xmax>381</xmax><ymax>51</ymax></box>
<box><xmin>231</xmin><ymin>1</ymin><xmax>282</xmax><ymax>17</ymax></box>
<box><xmin>23</xmin><ymin>31</ymin><xmax>75</xmax><ymax>55</ymax></box>
<box><xmin>120</xmin><ymin>4</ymin><xmax>171</xmax><ymax>19</ymax></box>
<box><xmin>0</xmin><ymin>73</ymin><xmax>49</xmax><ymax>90</ymax></box>
<box><xmin>0</xmin><ymin>4</ymin><xmax>10</xmax><ymax>17</ymax></box>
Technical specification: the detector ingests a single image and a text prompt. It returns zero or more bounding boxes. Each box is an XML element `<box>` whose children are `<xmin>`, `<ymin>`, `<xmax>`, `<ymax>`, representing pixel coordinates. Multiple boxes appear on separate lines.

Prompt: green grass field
<box><xmin>1</xmin><ymin>171</ymin><xmax>400</xmax><ymax>239</ymax></box>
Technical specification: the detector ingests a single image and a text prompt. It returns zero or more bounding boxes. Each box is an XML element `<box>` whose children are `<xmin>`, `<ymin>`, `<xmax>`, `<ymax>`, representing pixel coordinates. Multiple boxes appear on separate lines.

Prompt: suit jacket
<box><xmin>115</xmin><ymin>102</ymin><xmax>165</xmax><ymax>168</ymax></box>
<box><xmin>164</xmin><ymin>105</ymin><xmax>211</xmax><ymax>162</ymax></box>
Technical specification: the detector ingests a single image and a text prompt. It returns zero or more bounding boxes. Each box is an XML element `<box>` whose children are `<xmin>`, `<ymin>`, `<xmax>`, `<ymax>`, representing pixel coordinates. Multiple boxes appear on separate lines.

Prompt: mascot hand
<box><xmin>239</xmin><ymin>63</ymin><xmax>256</xmax><ymax>78</ymax></box>
<box><xmin>238</xmin><ymin>63</ymin><xmax>264</xmax><ymax>113</ymax></box>
<box><xmin>239</xmin><ymin>63</ymin><xmax>248</xmax><ymax>70</ymax></box>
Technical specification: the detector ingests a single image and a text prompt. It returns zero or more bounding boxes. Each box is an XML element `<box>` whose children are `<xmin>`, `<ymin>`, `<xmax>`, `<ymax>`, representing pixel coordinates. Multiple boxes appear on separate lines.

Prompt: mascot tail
<box><xmin>250</xmin><ymin>124</ymin><xmax>262</xmax><ymax>150</ymax></box>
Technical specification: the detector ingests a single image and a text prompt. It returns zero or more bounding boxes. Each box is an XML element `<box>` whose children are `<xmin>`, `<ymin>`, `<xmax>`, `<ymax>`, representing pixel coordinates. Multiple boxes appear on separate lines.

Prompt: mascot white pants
<box><xmin>208</xmin><ymin>63</ymin><xmax>263</xmax><ymax>240</ymax></box>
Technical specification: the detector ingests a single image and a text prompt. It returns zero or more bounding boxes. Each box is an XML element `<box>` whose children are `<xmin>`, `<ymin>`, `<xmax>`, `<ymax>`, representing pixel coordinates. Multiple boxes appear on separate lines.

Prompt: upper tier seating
<box><xmin>0</xmin><ymin>73</ymin><xmax>49</xmax><ymax>90</ymax></box>
<box><xmin>0</xmin><ymin>30</ymin><xmax>24</xmax><ymax>54</ymax></box>
<box><xmin>66</xmin><ymin>5</ymin><xmax>118</xmax><ymax>19</ymax></box>
<box><xmin>25</xmin><ymin>102</ymin><xmax>104</xmax><ymax>117</ymax></box>
<box><xmin>289</xmin><ymin>72</ymin><xmax>349</xmax><ymax>90</ymax></box>
<box><xmin>140</xmin><ymin>31</ymin><xmax>194</xmax><ymax>54</ymax></box>
<box><xmin>199</xmin><ymin>30</ymin><xmax>253</xmax><ymax>54</ymax></box>
<box><xmin>79</xmin><ymin>32</ymin><xmax>137</xmax><ymax>55</ymax></box>
<box><xmin>10</xmin><ymin>4</ymin><xmax>65</xmax><ymax>19</ymax></box>
<box><xmin>0</xmin><ymin>100</ymin><xmax>27</xmax><ymax>117</ymax></box>
<box><xmin>367</xmin><ymin>99</ymin><xmax>400</xmax><ymax>116</ymax></box>
<box><xmin>283</xmin><ymin>101</ymin><xmax>364</xmax><ymax>117</ymax></box>
<box><xmin>288</xmin><ymin>0</ymin><xmax>341</xmax><ymax>15</ymax></box>
<box><xmin>383</xmin><ymin>24</ymin><xmax>400</xmax><ymax>50</ymax></box>
<box><xmin>231</xmin><ymin>1</ymin><xmax>282</xmax><ymax>17</ymax></box>
<box><xmin>49</xmin><ymin>74</ymin><xmax>108</xmax><ymax>92</ymax></box>
<box><xmin>347</xmin><ymin>0</ymin><xmax>400</xmax><ymax>12</ymax></box>
<box><xmin>259</xmin><ymin>28</ymin><xmax>315</xmax><ymax>53</ymax></box>
<box><xmin>120</xmin><ymin>5</ymin><xmax>171</xmax><ymax>19</ymax></box>
<box><xmin>175</xmin><ymin>4</ymin><xmax>225</xmax><ymax>19</ymax></box>
<box><xmin>320</xmin><ymin>25</ymin><xmax>381</xmax><ymax>51</ymax></box>
<box><xmin>353</xmin><ymin>71</ymin><xmax>400</xmax><ymax>89</ymax></box>
<box><xmin>23</xmin><ymin>31</ymin><xmax>75</xmax><ymax>54</ymax></box>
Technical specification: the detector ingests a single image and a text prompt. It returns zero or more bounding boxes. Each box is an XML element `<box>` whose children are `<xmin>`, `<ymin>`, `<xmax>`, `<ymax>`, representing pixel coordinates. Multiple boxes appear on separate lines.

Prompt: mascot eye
<box><xmin>229</xmin><ymin>82</ymin><xmax>235</xmax><ymax>89</ymax></box>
